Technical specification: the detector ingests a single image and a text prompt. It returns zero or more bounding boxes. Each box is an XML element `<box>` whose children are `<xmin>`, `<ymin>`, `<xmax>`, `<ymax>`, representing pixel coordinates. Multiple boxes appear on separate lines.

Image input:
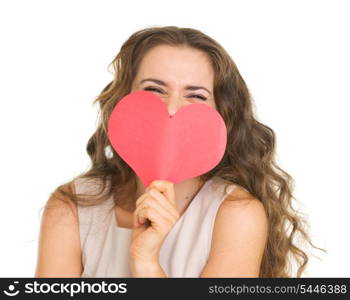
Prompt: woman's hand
<box><xmin>129</xmin><ymin>179</ymin><xmax>179</xmax><ymax>276</ymax></box>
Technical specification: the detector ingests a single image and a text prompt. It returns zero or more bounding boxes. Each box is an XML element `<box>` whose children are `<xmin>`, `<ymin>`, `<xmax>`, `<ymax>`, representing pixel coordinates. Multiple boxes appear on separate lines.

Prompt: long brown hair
<box><xmin>53</xmin><ymin>25</ymin><xmax>325</xmax><ymax>277</ymax></box>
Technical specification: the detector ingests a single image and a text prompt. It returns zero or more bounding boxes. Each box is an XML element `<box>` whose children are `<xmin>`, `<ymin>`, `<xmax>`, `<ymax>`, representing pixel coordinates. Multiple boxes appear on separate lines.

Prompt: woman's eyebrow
<box><xmin>139</xmin><ymin>78</ymin><xmax>212</xmax><ymax>95</ymax></box>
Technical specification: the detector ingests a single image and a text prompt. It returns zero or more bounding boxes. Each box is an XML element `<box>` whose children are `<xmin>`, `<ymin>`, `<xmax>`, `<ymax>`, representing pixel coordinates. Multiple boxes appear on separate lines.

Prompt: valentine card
<box><xmin>107</xmin><ymin>90</ymin><xmax>227</xmax><ymax>187</ymax></box>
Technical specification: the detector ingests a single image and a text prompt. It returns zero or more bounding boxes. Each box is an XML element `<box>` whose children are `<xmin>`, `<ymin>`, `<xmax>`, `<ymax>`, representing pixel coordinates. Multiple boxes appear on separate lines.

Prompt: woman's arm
<box><xmin>200</xmin><ymin>186</ymin><xmax>268</xmax><ymax>277</ymax></box>
<box><xmin>35</xmin><ymin>183</ymin><xmax>83</xmax><ymax>277</ymax></box>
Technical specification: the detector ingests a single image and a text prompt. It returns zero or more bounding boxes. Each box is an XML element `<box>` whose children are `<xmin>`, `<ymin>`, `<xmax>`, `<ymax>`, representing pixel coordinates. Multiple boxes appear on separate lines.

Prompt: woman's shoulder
<box><xmin>73</xmin><ymin>177</ymin><xmax>107</xmax><ymax>195</ymax></box>
<box><xmin>208</xmin><ymin>176</ymin><xmax>238</xmax><ymax>198</ymax></box>
<box><xmin>72</xmin><ymin>177</ymin><xmax>115</xmax><ymax>231</ymax></box>
<box><xmin>43</xmin><ymin>177</ymin><xmax>110</xmax><ymax>228</ymax></box>
<box><xmin>202</xmin><ymin>182</ymin><xmax>268</xmax><ymax>277</ymax></box>
<box><xmin>216</xmin><ymin>182</ymin><xmax>268</xmax><ymax>236</ymax></box>
<box><xmin>36</xmin><ymin>181</ymin><xmax>83</xmax><ymax>277</ymax></box>
<box><xmin>46</xmin><ymin>180</ymin><xmax>79</xmax><ymax>218</ymax></box>
<box><xmin>72</xmin><ymin>177</ymin><xmax>114</xmax><ymax>206</ymax></box>
<box><xmin>215</xmin><ymin>185</ymin><xmax>268</xmax><ymax>235</ymax></box>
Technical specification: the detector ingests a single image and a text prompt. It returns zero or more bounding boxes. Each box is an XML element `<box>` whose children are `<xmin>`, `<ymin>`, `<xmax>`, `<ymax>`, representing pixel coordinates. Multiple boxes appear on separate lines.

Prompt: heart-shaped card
<box><xmin>107</xmin><ymin>90</ymin><xmax>227</xmax><ymax>187</ymax></box>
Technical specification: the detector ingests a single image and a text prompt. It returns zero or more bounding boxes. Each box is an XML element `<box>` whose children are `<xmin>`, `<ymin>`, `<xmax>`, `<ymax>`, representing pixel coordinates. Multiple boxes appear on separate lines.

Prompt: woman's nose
<box><xmin>164</xmin><ymin>94</ymin><xmax>185</xmax><ymax>117</ymax></box>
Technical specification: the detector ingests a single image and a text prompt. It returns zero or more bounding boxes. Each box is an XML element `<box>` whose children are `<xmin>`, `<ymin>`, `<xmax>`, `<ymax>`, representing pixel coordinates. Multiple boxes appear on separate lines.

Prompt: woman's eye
<box><xmin>143</xmin><ymin>87</ymin><xmax>207</xmax><ymax>101</ymax></box>
<box><xmin>144</xmin><ymin>87</ymin><xmax>162</xmax><ymax>93</ymax></box>
<box><xmin>189</xmin><ymin>95</ymin><xmax>207</xmax><ymax>101</ymax></box>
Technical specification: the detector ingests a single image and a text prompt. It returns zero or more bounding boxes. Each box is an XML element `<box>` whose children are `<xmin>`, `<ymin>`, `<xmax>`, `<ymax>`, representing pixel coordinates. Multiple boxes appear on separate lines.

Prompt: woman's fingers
<box><xmin>136</xmin><ymin>188</ymin><xmax>178</xmax><ymax>219</ymax></box>
<box><xmin>137</xmin><ymin>204</ymin><xmax>177</xmax><ymax>234</ymax></box>
<box><xmin>133</xmin><ymin>179</ymin><xmax>178</xmax><ymax>229</ymax></box>
<box><xmin>149</xmin><ymin>188</ymin><xmax>178</xmax><ymax>218</ymax></box>
<box><xmin>147</xmin><ymin>180</ymin><xmax>176</xmax><ymax>206</ymax></box>
<box><xmin>135</xmin><ymin>195</ymin><xmax>179</xmax><ymax>227</ymax></box>
<box><xmin>133</xmin><ymin>193</ymin><xmax>149</xmax><ymax>227</ymax></box>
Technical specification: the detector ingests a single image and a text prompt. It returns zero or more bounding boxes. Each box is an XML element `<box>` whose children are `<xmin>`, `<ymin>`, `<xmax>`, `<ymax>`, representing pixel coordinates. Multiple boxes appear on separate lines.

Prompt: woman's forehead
<box><xmin>135</xmin><ymin>45</ymin><xmax>214</xmax><ymax>88</ymax></box>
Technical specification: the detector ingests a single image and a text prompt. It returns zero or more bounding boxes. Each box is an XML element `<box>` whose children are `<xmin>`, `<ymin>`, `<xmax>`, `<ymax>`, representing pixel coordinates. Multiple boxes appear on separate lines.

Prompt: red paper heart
<box><xmin>107</xmin><ymin>90</ymin><xmax>227</xmax><ymax>187</ymax></box>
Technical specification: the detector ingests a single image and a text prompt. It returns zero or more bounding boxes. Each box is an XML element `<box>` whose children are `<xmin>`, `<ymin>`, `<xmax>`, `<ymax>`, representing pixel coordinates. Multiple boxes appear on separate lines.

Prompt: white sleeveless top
<box><xmin>75</xmin><ymin>176</ymin><xmax>237</xmax><ymax>277</ymax></box>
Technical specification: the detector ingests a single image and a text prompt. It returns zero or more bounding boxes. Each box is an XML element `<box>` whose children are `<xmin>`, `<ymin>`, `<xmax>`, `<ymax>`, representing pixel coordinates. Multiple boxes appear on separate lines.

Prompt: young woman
<box><xmin>35</xmin><ymin>26</ymin><xmax>324</xmax><ymax>278</ymax></box>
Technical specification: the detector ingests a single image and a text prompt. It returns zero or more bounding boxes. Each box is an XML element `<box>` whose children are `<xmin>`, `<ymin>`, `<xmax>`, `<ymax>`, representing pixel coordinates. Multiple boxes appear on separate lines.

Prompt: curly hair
<box><xmin>53</xmin><ymin>25</ymin><xmax>326</xmax><ymax>277</ymax></box>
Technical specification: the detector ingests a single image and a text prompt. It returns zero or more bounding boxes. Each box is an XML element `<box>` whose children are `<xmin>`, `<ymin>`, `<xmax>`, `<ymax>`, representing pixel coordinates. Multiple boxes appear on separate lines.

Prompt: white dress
<box><xmin>75</xmin><ymin>176</ymin><xmax>237</xmax><ymax>277</ymax></box>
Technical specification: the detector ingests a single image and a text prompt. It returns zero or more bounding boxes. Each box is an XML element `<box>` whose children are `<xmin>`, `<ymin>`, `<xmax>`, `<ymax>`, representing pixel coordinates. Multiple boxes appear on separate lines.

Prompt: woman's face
<box><xmin>131</xmin><ymin>44</ymin><xmax>217</xmax><ymax>116</ymax></box>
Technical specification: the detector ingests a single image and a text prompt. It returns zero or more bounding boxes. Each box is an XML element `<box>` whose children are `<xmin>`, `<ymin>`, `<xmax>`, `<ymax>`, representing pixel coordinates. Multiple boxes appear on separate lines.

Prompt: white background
<box><xmin>0</xmin><ymin>0</ymin><xmax>349</xmax><ymax>277</ymax></box>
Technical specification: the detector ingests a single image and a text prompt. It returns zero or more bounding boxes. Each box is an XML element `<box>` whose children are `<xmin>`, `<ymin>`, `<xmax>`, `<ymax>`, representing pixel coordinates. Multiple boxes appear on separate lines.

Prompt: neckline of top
<box><xmin>112</xmin><ymin>178</ymin><xmax>213</xmax><ymax>232</ymax></box>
